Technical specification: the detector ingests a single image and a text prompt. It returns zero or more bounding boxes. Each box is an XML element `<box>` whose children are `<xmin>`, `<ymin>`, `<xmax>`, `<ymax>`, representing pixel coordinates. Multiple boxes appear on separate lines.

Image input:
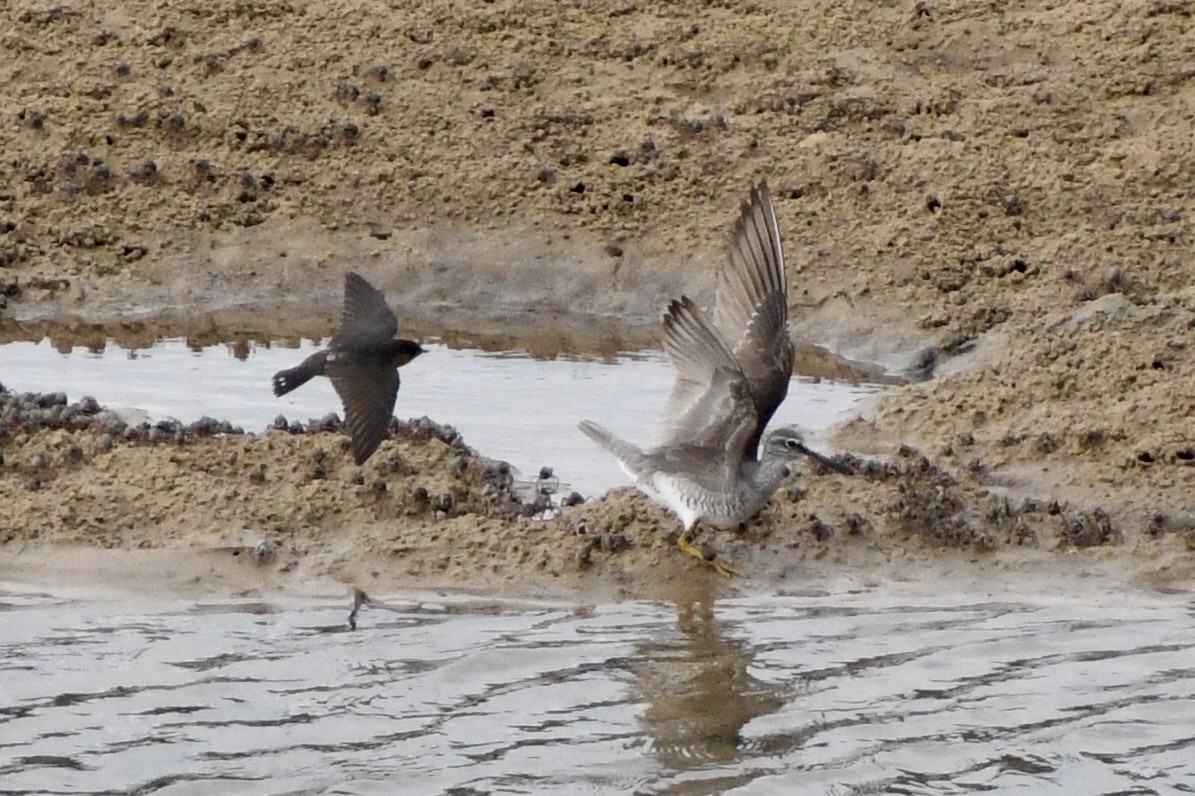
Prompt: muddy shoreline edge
<box><xmin>1</xmin><ymin>371</ymin><xmax>1192</xmax><ymax>604</ymax></box>
<box><xmin>3</xmin><ymin>0</ymin><xmax>1193</xmax><ymax>598</ymax></box>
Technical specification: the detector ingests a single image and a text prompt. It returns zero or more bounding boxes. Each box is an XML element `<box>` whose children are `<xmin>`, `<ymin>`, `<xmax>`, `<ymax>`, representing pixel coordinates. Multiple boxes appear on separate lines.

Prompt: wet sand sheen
<box><xmin>0</xmin><ymin>338</ymin><xmax>882</xmax><ymax>497</ymax></box>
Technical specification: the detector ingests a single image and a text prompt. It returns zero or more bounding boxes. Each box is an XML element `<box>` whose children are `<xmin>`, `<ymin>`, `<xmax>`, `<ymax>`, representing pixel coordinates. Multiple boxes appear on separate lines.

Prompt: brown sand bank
<box><xmin>1</xmin><ymin>0</ymin><xmax>1194</xmax><ymax>597</ymax></box>
<box><xmin>1</xmin><ymin>388</ymin><xmax>1192</xmax><ymax>603</ymax></box>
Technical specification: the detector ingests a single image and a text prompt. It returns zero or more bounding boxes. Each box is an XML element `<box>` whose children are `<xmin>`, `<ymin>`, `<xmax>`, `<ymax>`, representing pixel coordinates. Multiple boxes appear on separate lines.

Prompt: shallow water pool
<box><xmin>0</xmin><ymin>338</ymin><xmax>881</xmax><ymax>497</ymax></box>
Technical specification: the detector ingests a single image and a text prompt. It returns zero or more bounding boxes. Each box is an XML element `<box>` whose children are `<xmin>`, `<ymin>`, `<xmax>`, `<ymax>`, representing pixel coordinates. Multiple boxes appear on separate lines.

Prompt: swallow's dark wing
<box><xmin>711</xmin><ymin>180</ymin><xmax>793</xmax><ymax>458</ymax></box>
<box><xmin>326</xmin><ymin>357</ymin><xmax>399</xmax><ymax>465</ymax></box>
<box><xmin>334</xmin><ymin>272</ymin><xmax>398</xmax><ymax>346</ymax></box>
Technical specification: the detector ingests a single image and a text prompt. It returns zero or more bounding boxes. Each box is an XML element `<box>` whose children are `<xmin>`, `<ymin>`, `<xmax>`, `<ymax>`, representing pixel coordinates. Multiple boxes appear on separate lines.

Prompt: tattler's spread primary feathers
<box><xmin>579</xmin><ymin>180</ymin><xmax>850</xmax><ymax>572</ymax></box>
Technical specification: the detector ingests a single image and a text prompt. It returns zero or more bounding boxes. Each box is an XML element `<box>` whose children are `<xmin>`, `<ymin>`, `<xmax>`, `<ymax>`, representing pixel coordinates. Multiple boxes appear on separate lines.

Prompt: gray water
<box><xmin>5</xmin><ymin>340</ymin><xmax>1193</xmax><ymax>795</ymax></box>
<box><xmin>0</xmin><ymin>338</ymin><xmax>880</xmax><ymax>497</ymax></box>
<box><xmin>2</xmin><ymin>584</ymin><xmax>1194</xmax><ymax>795</ymax></box>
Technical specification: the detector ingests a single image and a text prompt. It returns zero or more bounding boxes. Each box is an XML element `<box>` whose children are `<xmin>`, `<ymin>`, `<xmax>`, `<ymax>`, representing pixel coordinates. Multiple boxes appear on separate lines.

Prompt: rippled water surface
<box><xmin>4</xmin><ymin>339</ymin><xmax>1193</xmax><ymax>794</ymax></box>
<box><xmin>0</xmin><ymin>338</ymin><xmax>880</xmax><ymax>496</ymax></box>
<box><xmin>2</xmin><ymin>585</ymin><xmax>1193</xmax><ymax>795</ymax></box>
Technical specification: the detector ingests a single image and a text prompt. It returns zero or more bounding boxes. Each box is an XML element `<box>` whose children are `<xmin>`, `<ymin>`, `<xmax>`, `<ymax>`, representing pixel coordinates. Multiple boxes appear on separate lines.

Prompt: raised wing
<box><xmin>327</xmin><ymin>358</ymin><xmax>400</xmax><ymax>465</ymax></box>
<box><xmin>711</xmin><ymin>180</ymin><xmax>794</xmax><ymax>457</ymax></box>
<box><xmin>655</xmin><ymin>296</ymin><xmax>759</xmax><ymax>482</ymax></box>
<box><xmin>334</xmin><ymin>272</ymin><xmax>398</xmax><ymax>346</ymax></box>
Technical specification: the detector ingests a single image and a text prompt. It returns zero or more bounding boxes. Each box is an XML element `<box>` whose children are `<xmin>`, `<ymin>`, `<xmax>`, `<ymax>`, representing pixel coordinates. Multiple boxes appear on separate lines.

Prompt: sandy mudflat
<box><xmin>1</xmin><ymin>0</ymin><xmax>1193</xmax><ymax>599</ymax></box>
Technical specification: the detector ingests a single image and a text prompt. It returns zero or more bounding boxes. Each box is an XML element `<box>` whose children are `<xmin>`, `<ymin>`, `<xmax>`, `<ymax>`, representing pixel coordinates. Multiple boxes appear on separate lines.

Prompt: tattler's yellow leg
<box><xmin>676</xmin><ymin>531</ymin><xmax>743</xmax><ymax>578</ymax></box>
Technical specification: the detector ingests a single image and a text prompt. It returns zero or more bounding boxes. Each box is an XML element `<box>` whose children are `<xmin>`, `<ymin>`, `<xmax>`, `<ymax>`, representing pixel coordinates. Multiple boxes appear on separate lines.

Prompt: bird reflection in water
<box><xmin>632</xmin><ymin>589</ymin><xmax>790</xmax><ymax>773</ymax></box>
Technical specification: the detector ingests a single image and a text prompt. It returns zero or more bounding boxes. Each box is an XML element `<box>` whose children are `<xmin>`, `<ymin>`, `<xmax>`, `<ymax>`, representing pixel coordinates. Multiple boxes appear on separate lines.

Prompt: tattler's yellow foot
<box><xmin>677</xmin><ymin>532</ymin><xmax>743</xmax><ymax>578</ymax></box>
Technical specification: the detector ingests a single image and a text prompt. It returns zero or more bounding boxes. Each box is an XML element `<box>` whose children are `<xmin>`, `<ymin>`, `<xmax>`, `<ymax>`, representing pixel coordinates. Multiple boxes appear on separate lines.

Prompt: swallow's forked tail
<box><xmin>272</xmin><ymin>367</ymin><xmax>307</xmax><ymax>397</ymax></box>
<box><xmin>271</xmin><ymin>351</ymin><xmax>327</xmax><ymax>396</ymax></box>
<box><xmin>272</xmin><ymin>351</ymin><xmax>328</xmax><ymax>397</ymax></box>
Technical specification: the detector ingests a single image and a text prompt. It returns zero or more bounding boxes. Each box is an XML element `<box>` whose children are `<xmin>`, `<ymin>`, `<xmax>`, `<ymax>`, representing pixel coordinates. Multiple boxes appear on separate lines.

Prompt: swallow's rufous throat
<box><xmin>272</xmin><ymin>272</ymin><xmax>425</xmax><ymax>465</ymax></box>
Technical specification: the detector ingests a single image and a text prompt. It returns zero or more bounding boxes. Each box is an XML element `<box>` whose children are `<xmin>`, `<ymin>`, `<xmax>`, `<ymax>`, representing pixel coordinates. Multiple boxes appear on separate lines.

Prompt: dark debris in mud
<box><xmin>0</xmin><ymin>389</ymin><xmax>566</xmax><ymax>523</ymax></box>
<box><xmin>558</xmin><ymin>436</ymin><xmax>1142</xmax><ymax>575</ymax></box>
<box><xmin>1058</xmin><ymin>508</ymin><xmax>1120</xmax><ymax>549</ymax></box>
<box><xmin>837</xmin><ymin>444</ymin><xmax>1125</xmax><ymax>551</ymax></box>
<box><xmin>1</xmin><ymin>385</ymin><xmax>1153</xmax><ymax>564</ymax></box>
<box><xmin>0</xmin><ymin>385</ymin><xmax>246</xmax><ymax>445</ymax></box>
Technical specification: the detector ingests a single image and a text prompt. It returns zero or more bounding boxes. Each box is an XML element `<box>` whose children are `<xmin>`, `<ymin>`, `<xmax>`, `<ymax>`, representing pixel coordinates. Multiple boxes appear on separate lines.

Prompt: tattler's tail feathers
<box><xmin>578</xmin><ymin>420</ymin><xmax>649</xmax><ymax>473</ymax></box>
<box><xmin>273</xmin><ymin>364</ymin><xmax>314</xmax><ymax>397</ymax></box>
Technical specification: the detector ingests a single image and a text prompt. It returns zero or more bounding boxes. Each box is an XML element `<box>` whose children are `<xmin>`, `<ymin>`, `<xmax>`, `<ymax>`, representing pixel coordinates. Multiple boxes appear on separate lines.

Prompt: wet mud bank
<box><xmin>2</xmin><ymin>0</ymin><xmax>1194</xmax><ymax>595</ymax></box>
<box><xmin>2</xmin><ymin>384</ymin><xmax>1193</xmax><ymax>602</ymax></box>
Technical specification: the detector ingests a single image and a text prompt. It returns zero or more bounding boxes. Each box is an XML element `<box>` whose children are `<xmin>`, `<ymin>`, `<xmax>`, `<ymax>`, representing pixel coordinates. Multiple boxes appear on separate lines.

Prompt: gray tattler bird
<box><xmin>579</xmin><ymin>180</ymin><xmax>849</xmax><ymax>575</ymax></box>
<box><xmin>273</xmin><ymin>272</ymin><xmax>425</xmax><ymax>465</ymax></box>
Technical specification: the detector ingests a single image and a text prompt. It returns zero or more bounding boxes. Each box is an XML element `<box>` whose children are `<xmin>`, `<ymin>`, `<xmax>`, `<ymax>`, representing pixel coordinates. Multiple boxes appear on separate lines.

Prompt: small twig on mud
<box><xmin>347</xmin><ymin>587</ymin><xmax>412</xmax><ymax>629</ymax></box>
<box><xmin>347</xmin><ymin>588</ymin><xmax>370</xmax><ymax>630</ymax></box>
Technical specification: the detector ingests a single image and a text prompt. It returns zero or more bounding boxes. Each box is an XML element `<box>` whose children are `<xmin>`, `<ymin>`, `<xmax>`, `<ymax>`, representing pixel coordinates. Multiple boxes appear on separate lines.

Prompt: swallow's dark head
<box><xmin>392</xmin><ymin>339</ymin><xmax>426</xmax><ymax>367</ymax></box>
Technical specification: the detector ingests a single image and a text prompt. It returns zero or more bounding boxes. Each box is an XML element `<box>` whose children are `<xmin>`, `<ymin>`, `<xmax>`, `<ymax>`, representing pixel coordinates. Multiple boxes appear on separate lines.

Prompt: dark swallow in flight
<box><xmin>272</xmin><ymin>272</ymin><xmax>425</xmax><ymax>465</ymax></box>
